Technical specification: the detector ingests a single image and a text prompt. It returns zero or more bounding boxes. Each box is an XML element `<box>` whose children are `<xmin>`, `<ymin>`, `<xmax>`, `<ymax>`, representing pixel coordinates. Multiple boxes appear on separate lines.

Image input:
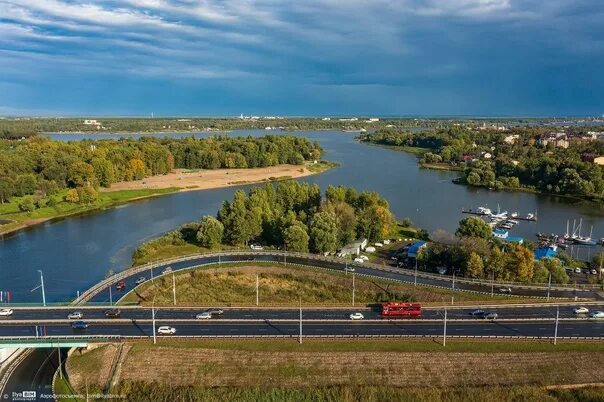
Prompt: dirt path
<box><xmin>102</xmin><ymin>164</ymin><xmax>315</xmax><ymax>193</ymax></box>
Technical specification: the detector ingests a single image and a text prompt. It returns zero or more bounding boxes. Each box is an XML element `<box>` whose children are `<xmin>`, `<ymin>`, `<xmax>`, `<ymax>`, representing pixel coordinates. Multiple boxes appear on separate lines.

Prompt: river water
<box><xmin>1</xmin><ymin>130</ymin><xmax>603</xmax><ymax>303</ymax></box>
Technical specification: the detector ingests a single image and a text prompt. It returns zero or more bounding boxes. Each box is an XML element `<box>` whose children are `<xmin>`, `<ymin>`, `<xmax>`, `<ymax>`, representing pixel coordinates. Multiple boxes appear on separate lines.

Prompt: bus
<box><xmin>381</xmin><ymin>302</ymin><xmax>421</xmax><ymax>318</ymax></box>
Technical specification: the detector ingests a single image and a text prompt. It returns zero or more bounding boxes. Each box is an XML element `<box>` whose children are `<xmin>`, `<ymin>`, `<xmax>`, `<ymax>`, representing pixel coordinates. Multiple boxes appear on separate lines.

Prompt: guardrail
<box><xmin>73</xmin><ymin>251</ymin><xmax>597</xmax><ymax>306</ymax></box>
<box><xmin>0</xmin><ymin>349</ymin><xmax>31</xmax><ymax>395</ymax></box>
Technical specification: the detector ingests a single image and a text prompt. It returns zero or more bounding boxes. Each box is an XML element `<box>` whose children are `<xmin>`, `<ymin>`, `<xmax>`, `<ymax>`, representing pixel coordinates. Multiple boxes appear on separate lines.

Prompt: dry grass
<box><xmin>68</xmin><ymin>342</ymin><xmax>604</xmax><ymax>392</ymax></box>
<box><xmin>129</xmin><ymin>265</ymin><xmax>520</xmax><ymax>306</ymax></box>
<box><xmin>66</xmin><ymin>344</ymin><xmax>120</xmax><ymax>392</ymax></box>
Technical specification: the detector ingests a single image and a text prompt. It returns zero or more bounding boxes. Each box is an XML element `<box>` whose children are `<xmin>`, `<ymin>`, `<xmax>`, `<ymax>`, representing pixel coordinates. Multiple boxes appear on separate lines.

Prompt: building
<box><xmin>407</xmin><ymin>241</ymin><xmax>427</xmax><ymax>258</ymax></box>
<box><xmin>493</xmin><ymin>229</ymin><xmax>508</xmax><ymax>239</ymax></box>
<box><xmin>339</xmin><ymin>239</ymin><xmax>368</xmax><ymax>257</ymax></box>
<box><xmin>503</xmin><ymin>134</ymin><xmax>520</xmax><ymax>144</ymax></box>
<box><xmin>538</xmin><ymin>132</ymin><xmax>569</xmax><ymax>149</ymax></box>
<box><xmin>535</xmin><ymin>247</ymin><xmax>557</xmax><ymax>260</ymax></box>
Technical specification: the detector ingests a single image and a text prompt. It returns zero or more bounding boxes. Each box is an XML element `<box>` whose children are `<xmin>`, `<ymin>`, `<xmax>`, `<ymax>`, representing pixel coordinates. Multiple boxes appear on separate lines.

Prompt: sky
<box><xmin>0</xmin><ymin>0</ymin><xmax>603</xmax><ymax>117</ymax></box>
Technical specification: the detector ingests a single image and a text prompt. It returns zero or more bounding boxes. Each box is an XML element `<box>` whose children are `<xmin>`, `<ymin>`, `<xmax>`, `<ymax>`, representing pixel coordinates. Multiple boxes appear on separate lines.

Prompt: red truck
<box><xmin>381</xmin><ymin>302</ymin><xmax>421</xmax><ymax>318</ymax></box>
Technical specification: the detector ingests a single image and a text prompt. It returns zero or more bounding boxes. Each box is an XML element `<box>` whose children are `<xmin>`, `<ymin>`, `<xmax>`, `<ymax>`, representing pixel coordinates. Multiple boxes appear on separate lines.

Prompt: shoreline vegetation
<box><xmin>357</xmin><ymin>126</ymin><xmax>604</xmax><ymax>203</ymax></box>
<box><xmin>0</xmin><ymin>134</ymin><xmax>336</xmax><ymax>237</ymax></box>
<box><xmin>0</xmin><ymin>161</ymin><xmax>337</xmax><ymax>237</ymax></box>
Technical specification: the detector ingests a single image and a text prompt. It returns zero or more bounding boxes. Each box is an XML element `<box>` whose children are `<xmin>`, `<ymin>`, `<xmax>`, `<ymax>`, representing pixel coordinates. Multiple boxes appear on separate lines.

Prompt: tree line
<box><xmin>135</xmin><ymin>182</ymin><xmax>397</xmax><ymax>260</ymax></box>
<box><xmin>0</xmin><ymin>135</ymin><xmax>322</xmax><ymax>208</ymax></box>
<box><xmin>359</xmin><ymin>126</ymin><xmax>604</xmax><ymax>200</ymax></box>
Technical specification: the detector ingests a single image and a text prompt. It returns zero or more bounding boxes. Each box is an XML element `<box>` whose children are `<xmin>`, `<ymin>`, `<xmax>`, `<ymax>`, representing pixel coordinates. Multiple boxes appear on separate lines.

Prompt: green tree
<box><xmin>18</xmin><ymin>196</ymin><xmax>35</xmax><ymax>212</ymax></box>
<box><xmin>64</xmin><ymin>188</ymin><xmax>79</xmax><ymax>203</ymax></box>
<box><xmin>455</xmin><ymin>217</ymin><xmax>492</xmax><ymax>239</ymax></box>
<box><xmin>68</xmin><ymin>161</ymin><xmax>95</xmax><ymax>188</ymax></box>
<box><xmin>196</xmin><ymin>216</ymin><xmax>224</xmax><ymax>248</ymax></box>
<box><xmin>283</xmin><ymin>224</ymin><xmax>309</xmax><ymax>252</ymax></box>
<box><xmin>509</xmin><ymin>245</ymin><xmax>534</xmax><ymax>282</ymax></box>
<box><xmin>309</xmin><ymin>211</ymin><xmax>338</xmax><ymax>253</ymax></box>
<box><xmin>543</xmin><ymin>258</ymin><xmax>569</xmax><ymax>284</ymax></box>
<box><xmin>92</xmin><ymin>158</ymin><xmax>116</xmax><ymax>187</ymax></box>
<box><xmin>466</xmin><ymin>252</ymin><xmax>484</xmax><ymax>278</ymax></box>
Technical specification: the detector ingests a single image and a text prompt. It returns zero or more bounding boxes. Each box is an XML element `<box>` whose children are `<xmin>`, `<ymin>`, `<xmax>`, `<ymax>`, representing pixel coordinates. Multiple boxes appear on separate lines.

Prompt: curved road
<box><xmin>78</xmin><ymin>252</ymin><xmax>601</xmax><ymax>304</ymax></box>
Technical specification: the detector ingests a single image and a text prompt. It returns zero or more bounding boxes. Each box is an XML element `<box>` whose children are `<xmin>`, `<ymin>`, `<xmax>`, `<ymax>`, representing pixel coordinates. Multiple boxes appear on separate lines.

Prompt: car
<box><xmin>196</xmin><ymin>312</ymin><xmax>212</xmax><ymax>320</ymax></box>
<box><xmin>162</xmin><ymin>267</ymin><xmax>173</xmax><ymax>275</ymax></box>
<box><xmin>573</xmin><ymin>306</ymin><xmax>589</xmax><ymax>314</ymax></box>
<box><xmin>349</xmin><ymin>312</ymin><xmax>364</xmax><ymax>320</ymax></box>
<box><xmin>591</xmin><ymin>269</ymin><xmax>598</xmax><ymax>275</ymax></box>
<box><xmin>71</xmin><ymin>320</ymin><xmax>89</xmax><ymax>329</ymax></box>
<box><xmin>345</xmin><ymin>266</ymin><xmax>356</xmax><ymax>272</ymax></box>
<box><xmin>469</xmin><ymin>309</ymin><xmax>486</xmax><ymax>317</ymax></box>
<box><xmin>250</xmin><ymin>244</ymin><xmax>264</xmax><ymax>250</ymax></box>
<box><xmin>437</xmin><ymin>267</ymin><xmax>448</xmax><ymax>275</ymax></box>
<box><xmin>157</xmin><ymin>326</ymin><xmax>176</xmax><ymax>334</ymax></box>
<box><xmin>499</xmin><ymin>287</ymin><xmax>512</xmax><ymax>294</ymax></box>
<box><xmin>105</xmin><ymin>309</ymin><xmax>121</xmax><ymax>318</ymax></box>
<box><xmin>353</xmin><ymin>258</ymin><xmax>364</xmax><ymax>263</ymax></box>
<box><xmin>589</xmin><ymin>311</ymin><xmax>604</xmax><ymax>319</ymax></box>
<box><xmin>116</xmin><ymin>280</ymin><xmax>126</xmax><ymax>291</ymax></box>
<box><xmin>0</xmin><ymin>308</ymin><xmax>13</xmax><ymax>317</ymax></box>
<box><xmin>208</xmin><ymin>309</ymin><xmax>224</xmax><ymax>316</ymax></box>
<box><xmin>574</xmin><ymin>267</ymin><xmax>582</xmax><ymax>273</ymax></box>
<box><xmin>67</xmin><ymin>311</ymin><xmax>83</xmax><ymax>319</ymax></box>
<box><xmin>135</xmin><ymin>276</ymin><xmax>146</xmax><ymax>285</ymax></box>
<box><xmin>359</xmin><ymin>255</ymin><xmax>369</xmax><ymax>261</ymax></box>
<box><xmin>484</xmin><ymin>312</ymin><xmax>498</xmax><ymax>320</ymax></box>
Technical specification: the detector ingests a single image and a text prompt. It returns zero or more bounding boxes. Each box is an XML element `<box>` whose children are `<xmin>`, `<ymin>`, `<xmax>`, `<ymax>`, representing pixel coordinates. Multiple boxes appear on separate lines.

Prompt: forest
<box><xmin>359</xmin><ymin>126</ymin><xmax>604</xmax><ymax>200</ymax></box>
<box><xmin>134</xmin><ymin>182</ymin><xmax>397</xmax><ymax>260</ymax></box>
<box><xmin>0</xmin><ymin>135</ymin><xmax>322</xmax><ymax>208</ymax></box>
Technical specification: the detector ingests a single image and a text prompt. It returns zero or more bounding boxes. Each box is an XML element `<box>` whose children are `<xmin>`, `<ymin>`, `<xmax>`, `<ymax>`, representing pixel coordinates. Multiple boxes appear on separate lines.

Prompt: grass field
<box><xmin>65</xmin><ymin>340</ymin><xmax>604</xmax><ymax>401</ymax></box>
<box><xmin>119</xmin><ymin>264</ymin><xmax>524</xmax><ymax>306</ymax></box>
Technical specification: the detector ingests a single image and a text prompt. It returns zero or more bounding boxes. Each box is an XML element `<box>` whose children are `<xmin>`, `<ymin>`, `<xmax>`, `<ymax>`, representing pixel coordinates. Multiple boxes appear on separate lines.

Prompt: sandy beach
<box><xmin>102</xmin><ymin>164</ymin><xmax>316</xmax><ymax>193</ymax></box>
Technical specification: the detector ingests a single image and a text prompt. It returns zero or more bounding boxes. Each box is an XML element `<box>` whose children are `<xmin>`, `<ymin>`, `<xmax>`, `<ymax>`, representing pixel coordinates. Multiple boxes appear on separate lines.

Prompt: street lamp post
<box><xmin>256</xmin><ymin>273</ymin><xmax>259</xmax><ymax>306</ymax></box>
<box><xmin>172</xmin><ymin>272</ymin><xmax>177</xmax><ymax>306</ymax></box>
<box><xmin>299</xmin><ymin>297</ymin><xmax>302</xmax><ymax>344</ymax></box>
<box><xmin>414</xmin><ymin>258</ymin><xmax>418</xmax><ymax>286</ymax></box>
<box><xmin>443</xmin><ymin>306</ymin><xmax>447</xmax><ymax>347</ymax></box>
<box><xmin>39</xmin><ymin>270</ymin><xmax>46</xmax><ymax>307</ymax></box>
<box><xmin>451</xmin><ymin>272</ymin><xmax>456</xmax><ymax>305</ymax></box>
<box><xmin>553</xmin><ymin>306</ymin><xmax>559</xmax><ymax>345</ymax></box>
<box><xmin>152</xmin><ymin>296</ymin><xmax>157</xmax><ymax>345</ymax></box>
<box><xmin>352</xmin><ymin>271</ymin><xmax>355</xmax><ymax>306</ymax></box>
<box><xmin>109</xmin><ymin>282</ymin><xmax>113</xmax><ymax>306</ymax></box>
<box><xmin>547</xmin><ymin>271</ymin><xmax>552</xmax><ymax>301</ymax></box>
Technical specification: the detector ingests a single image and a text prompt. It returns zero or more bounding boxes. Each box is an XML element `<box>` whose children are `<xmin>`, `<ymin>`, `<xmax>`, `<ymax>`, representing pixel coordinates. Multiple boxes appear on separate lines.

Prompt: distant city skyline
<box><xmin>0</xmin><ymin>0</ymin><xmax>603</xmax><ymax>116</ymax></box>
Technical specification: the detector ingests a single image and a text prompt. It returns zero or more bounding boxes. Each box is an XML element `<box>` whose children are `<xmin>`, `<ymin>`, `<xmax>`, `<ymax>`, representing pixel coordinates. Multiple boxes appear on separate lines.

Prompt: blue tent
<box><xmin>535</xmin><ymin>247</ymin><xmax>557</xmax><ymax>260</ymax></box>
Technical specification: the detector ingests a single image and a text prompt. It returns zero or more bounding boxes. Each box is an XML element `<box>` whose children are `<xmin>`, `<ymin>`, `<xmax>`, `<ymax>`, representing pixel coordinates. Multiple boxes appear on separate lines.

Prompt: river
<box><xmin>1</xmin><ymin>130</ymin><xmax>603</xmax><ymax>303</ymax></box>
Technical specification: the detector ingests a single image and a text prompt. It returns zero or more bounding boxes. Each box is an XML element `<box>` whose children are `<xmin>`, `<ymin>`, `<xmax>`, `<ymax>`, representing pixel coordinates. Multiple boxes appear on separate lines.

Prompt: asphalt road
<box><xmin>2</xmin><ymin>304</ymin><xmax>604</xmax><ymax>322</ymax></box>
<box><xmin>1</xmin><ymin>348</ymin><xmax>65</xmax><ymax>402</ymax></box>
<box><xmin>81</xmin><ymin>253</ymin><xmax>600</xmax><ymax>304</ymax></box>
<box><xmin>0</xmin><ymin>320</ymin><xmax>603</xmax><ymax>339</ymax></box>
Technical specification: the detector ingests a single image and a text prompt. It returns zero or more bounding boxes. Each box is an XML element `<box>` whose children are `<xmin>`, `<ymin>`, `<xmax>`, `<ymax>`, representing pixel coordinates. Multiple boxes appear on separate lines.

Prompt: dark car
<box><xmin>71</xmin><ymin>320</ymin><xmax>89</xmax><ymax>330</ymax></box>
<box><xmin>208</xmin><ymin>309</ymin><xmax>224</xmax><ymax>316</ymax></box>
<box><xmin>105</xmin><ymin>309</ymin><xmax>121</xmax><ymax>318</ymax></box>
<box><xmin>469</xmin><ymin>309</ymin><xmax>486</xmax><ymax>317</ymax></box>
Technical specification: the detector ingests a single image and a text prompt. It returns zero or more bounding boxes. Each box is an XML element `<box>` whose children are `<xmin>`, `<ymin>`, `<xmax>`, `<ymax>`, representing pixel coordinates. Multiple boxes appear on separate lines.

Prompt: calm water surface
<box><xmin>1</xmin><ymin>130</ymin><xmax>603</xmax><ymax>302</ymax></box>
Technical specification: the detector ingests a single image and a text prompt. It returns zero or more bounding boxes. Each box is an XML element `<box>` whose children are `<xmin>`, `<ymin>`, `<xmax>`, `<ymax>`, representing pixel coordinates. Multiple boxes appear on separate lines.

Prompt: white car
<box><xmin>345</xmin><ymin>266</ymin><xmax>355</xmax><ymax>272</ymax></box>
<box><xmin>359</xmin><ymin>255</ymin><xmax>369</xmax><ymax>261</ymax></box>
<box><xmin>499</xmin><ymin>287</ymin><xmax>512</xmax><ymax>294</ymax></box>
<box><xmin>162</xmin><ymin>267</ymin><xmax>173</xmax><ymax>275</ymax></box>
<box><xmin>353</xmin><ymin>258</ymin><xmax>364</xmax><ymax>264</ymax></box>
<box><xmin>157</xmin><ymin>326</ymin><xmax>177</xmax><ymax>334</ymax></box>
<box><xmin>250</xmin><ymin>244</ymin><xmax>264</xmax><ymax>250</ymax></box>
<box><xmin>573</xmin><ymin>306</ymin><xmax>589</xmax><ymax>315</ymax></box>
<box><xmin>67</xmin><ymin>311</ymin><xmax>83</xmax><ymax>319</ymax></box>
<box><xmin>135</xmin><ymin>277</ymin><xmax>146</xmax><ymax>285</ymax></box>
<box><xmin>349</xmin><ymin>312</ymin><xmax>364</xmax><ymax>320</ymax></box>
<box><xmin>0</xmin><ymin>308</ymin><xmax>13</xmax><ymax>317</ymax></box>
<box><xmin>374</xmin><ymin>242</ymin><xmax>384</xmax><ymax>247</ymax></box>
<box><xmin>196</xmin><ymin>312</ymin><xmax>212</xmax><ymax>320</ymax></box>
<box><xmin>574</xmin><ymin>267</ymin><xmax>582</xmax><ymax>273</ymax></box>
<box><xmin>589</xmin><ymin>311</ymin><xmax>604</xmax><ymax>319</ymax></box>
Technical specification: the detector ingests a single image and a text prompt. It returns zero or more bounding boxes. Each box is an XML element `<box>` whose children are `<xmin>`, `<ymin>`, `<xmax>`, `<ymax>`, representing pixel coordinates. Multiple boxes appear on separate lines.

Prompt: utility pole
<box><xmin>109</xmin><ymin>283</ymin><xmax>113</xmax><ymax>306</ymax></box>
<box><xmin>219</xmin><ymin>254</ymin><xmax>221</xmax><ymax>266</ymax></box>
<box><xmin>345</xmin><ymin>261</ymin><xmax>348</xmax><ymax>275</ymax></box>
<box><xmin>352</xmin><ymin>271</ymin><xmax>355</xmax><ymax>306</ymax></box>
<box><xmin>152</xmin><ymin>296</ymin><xmax>157</xmax><ymax>345</ymax></box>
<box><xmin>491</xmin><ymin>270</ymin><xmax>494</xmax><ymax>298</ymax></box>
<box><xmin>451</xmin><ymin>272</ymin><xmax>455</xmax><ymax>305</ymax></box>
<box><xmin>256</xmin><ymin>273</ymin><xmax>259</xmax><ymax>306</ymax></box>
<box><xmin>57</xmin><ymin>347</ymin><xmax>63</xmax><ymax>378</ymax></box>
<box><xmin>553</xmin><ymin>306</ymin><xmax>559</xmax><ymax>345</ymax></box>
<box><xmin>443</xmin><ymin>306</ymin><xmax>447</xmax><ymax>347</ymax></box>
<box><xmin>284</xmin><ymin>244</ymin><xmax>287</xmax><ymax>266</ymax></box>
<box><xmin>547</xmin><ymin>271</ymin><xmax>552</xmax><ymax>301</ymax></box>
<box><xmin>33</xmin><ymin>270</ymin><xmax>46</xmax><ymax>307</ymax></box>
<box><xmin>150</xmin><ymin>263</ymin><xmax>154</xmax><ymax>282</ymax></box>
<box><xmin>172</xmin><ymin>272</ymin><xmax>177</xmax><ymax>306</ymax></box>
<box><xmin>299</xmin><ymin>296</ymin><xmax>302</xmax><ymax>344</ymax></box>
<box><xmin>414</xmin><ymin>258</ymin><xmax>418</xmax><ymax>286</ymax></box>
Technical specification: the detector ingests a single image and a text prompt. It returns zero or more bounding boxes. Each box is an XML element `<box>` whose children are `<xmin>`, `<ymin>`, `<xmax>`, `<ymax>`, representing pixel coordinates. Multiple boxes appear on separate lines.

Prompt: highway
<box><xmin>2</xmin><ymin>304</ymin><xmax>604</xmax><ymax>322</ymax></box>
<box><xmin>0</xmin><ymin>320</ymin><xmax>603</xmax><ymax>339</ymax></box>
<box><xmin>78</xmin><ymin>252</ymin><xmax>601</xmax><ymax>304</ymax></box>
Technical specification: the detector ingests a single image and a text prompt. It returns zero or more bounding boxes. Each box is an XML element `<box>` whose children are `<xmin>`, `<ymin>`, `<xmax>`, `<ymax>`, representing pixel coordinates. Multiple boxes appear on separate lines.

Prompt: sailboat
<box><xmin>573</xmin><ymin>219</ymin><xmax>597</xmax><ymax>246</ymax></box>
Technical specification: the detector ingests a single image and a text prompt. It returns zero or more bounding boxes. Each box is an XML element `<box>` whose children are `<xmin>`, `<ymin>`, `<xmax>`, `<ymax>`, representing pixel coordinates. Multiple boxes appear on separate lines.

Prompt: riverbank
<box><xmin>0</xmin><ymin>161</ymin><xmax>338</xmax><ymax>238</ymax></box>
<box><xmin>103</xmin><ymin>162</ymin><xmax>334</xmax><ymax>193</ymax></box>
